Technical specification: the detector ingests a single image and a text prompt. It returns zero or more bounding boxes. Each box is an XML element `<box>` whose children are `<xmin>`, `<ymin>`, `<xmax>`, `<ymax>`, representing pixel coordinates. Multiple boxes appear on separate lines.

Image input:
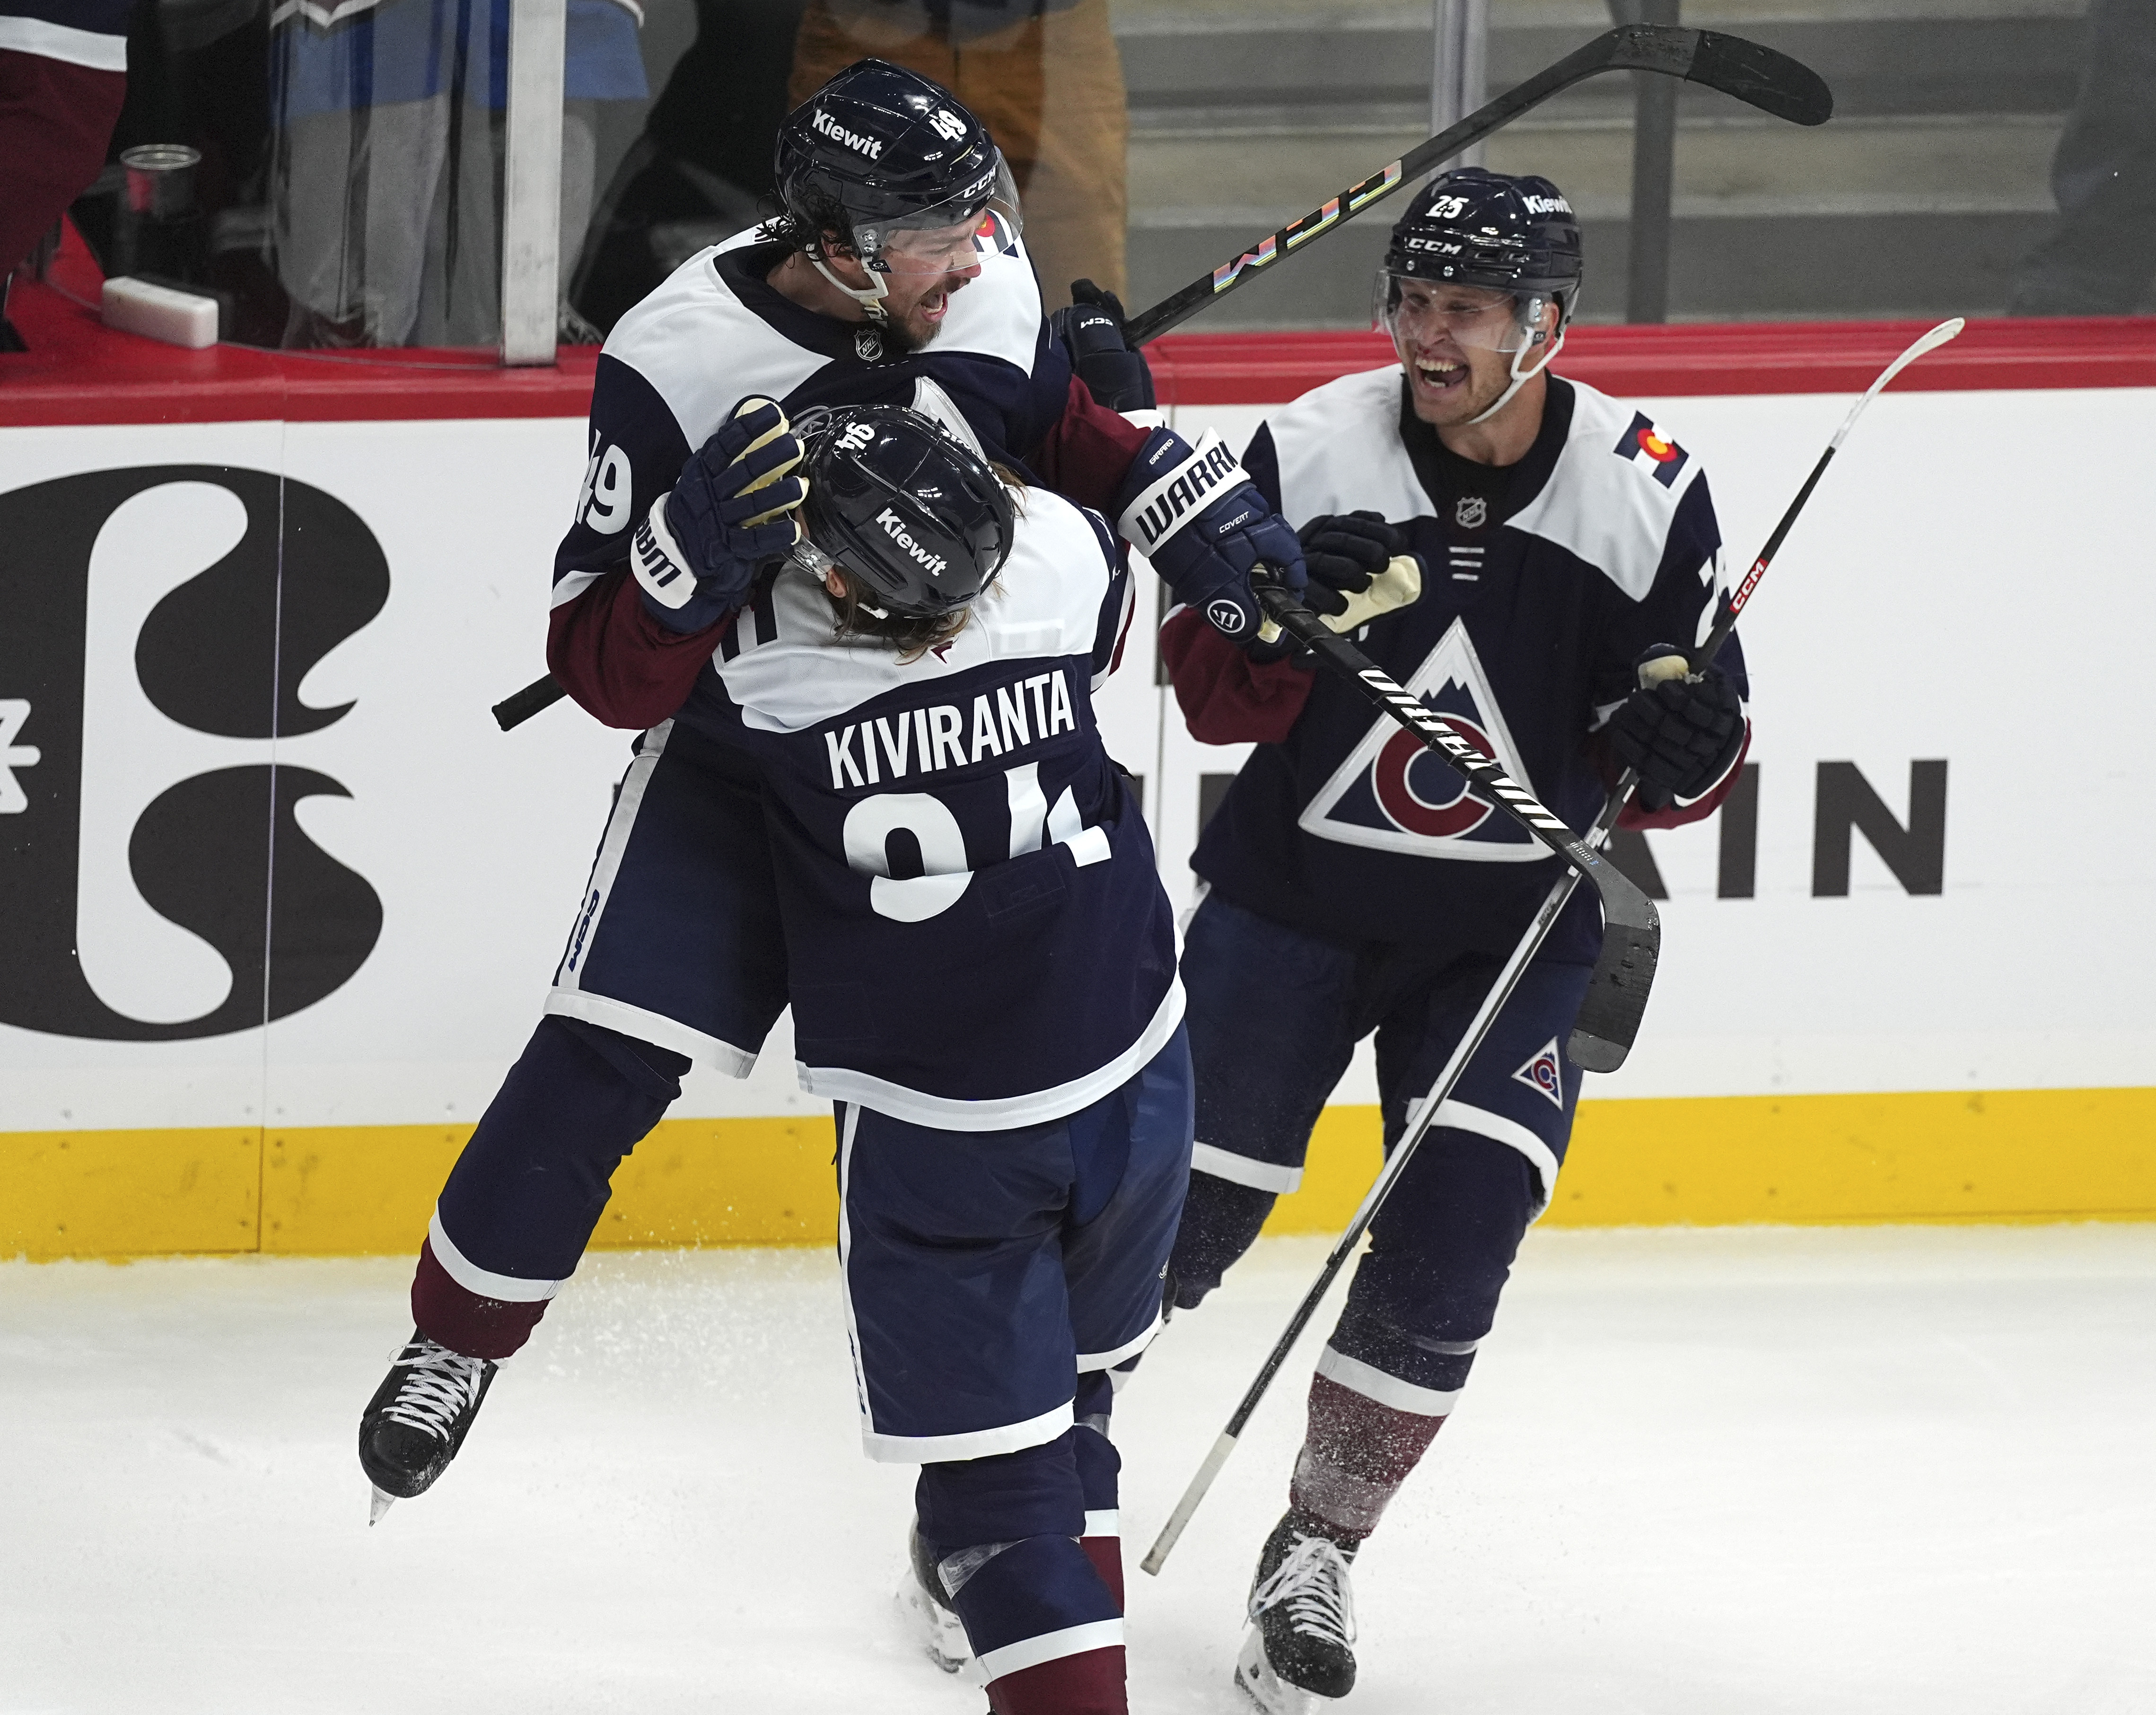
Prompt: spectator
<box><xmin>0</xmin><ymin>0</ymin><xmax>129</xmax><ymax>298</ymax></box>
<box><xmin>2009</xmin><ymin>0</ymin><xmax>2156</xmax><ymax>315</ymax></box>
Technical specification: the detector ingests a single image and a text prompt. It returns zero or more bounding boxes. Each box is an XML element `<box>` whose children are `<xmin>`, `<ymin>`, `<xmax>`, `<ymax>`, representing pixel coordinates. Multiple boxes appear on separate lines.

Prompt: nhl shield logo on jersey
<box><xmin>1512</xmin><ymin>1037</ymin><xmax>1566</xmax><ymax>1110</ymax></box>
<box><xmin>1299</xmin><ymin>618</ymin><xmax>1543</xmax><ymax>861</ymax></box>
<box><xmin>1453</xmin><ymin>495</ymin><xmax>1489</xmax><ymax>530</ymax></box>
<box><xmin>1615</xmin><ymin>411</ymin><xmax>1690</xmax><ymax>488</ymax></box>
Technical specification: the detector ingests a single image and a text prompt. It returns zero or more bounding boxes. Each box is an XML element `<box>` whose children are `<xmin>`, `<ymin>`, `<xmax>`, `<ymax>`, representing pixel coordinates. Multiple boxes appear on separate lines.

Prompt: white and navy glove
<box><xmin>1607</xmin><ymin>645</ymin><xmax>1745</xmax><ymax>812</ymax></box>
<box><xmin>1051</xmin><ymin>279</ymin><xmax>1156</xmax><ymax>415</ymax></box>
<box><xmin>633</xmin><ymin>397</ymin><xmax>805</xmax><ymax>634</ymax></box>
<box><xmin>1113</xmin><ymin>427</ymin><xmax>1306</xmax><ymax>645</ymax></box>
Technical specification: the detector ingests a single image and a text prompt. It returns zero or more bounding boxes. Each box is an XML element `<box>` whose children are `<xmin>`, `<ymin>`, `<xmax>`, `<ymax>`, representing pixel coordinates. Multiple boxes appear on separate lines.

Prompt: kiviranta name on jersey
<box><xmin>823</xmin><ymin>669</ymin><xmax>1080</xmax><ymax>789</ymax></box>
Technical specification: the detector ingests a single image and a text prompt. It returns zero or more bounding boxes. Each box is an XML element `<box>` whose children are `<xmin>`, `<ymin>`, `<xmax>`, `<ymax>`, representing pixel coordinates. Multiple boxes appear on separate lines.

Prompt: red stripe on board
<box><xmin>6</xmin><ymin>219</ymin><xmax>2155</xmax><ymax>429</ymax></box>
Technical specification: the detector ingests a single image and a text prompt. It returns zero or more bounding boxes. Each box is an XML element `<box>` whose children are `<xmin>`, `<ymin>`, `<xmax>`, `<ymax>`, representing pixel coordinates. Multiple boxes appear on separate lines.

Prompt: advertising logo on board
<box><xmin>0</xmin><ymin>466</ymin><xmax>388</xmax><ymax>1041</ymax></box>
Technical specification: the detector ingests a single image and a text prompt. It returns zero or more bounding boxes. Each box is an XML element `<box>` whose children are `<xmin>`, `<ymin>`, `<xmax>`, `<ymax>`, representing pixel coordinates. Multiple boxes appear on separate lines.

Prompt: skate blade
<box><xmin>368</xmin><ymin>1486</ymin><xmax>396</xmax><ymax>1526</ymax></box>
<box><xmin>893</xmin><ymin>1573</ymin><xmax>978</xmax><ymax>1681</ymax></box>
<box><xmin>1234</xmin><ymin>1626</ymin><xmax>1337</xmax><ymax>1713</ymax></box>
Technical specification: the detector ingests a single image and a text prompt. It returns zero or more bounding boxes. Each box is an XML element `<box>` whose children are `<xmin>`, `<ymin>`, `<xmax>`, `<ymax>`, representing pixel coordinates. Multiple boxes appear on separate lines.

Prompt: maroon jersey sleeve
<box><xmin>1159</xmin><ymin>604</ymin><xmax>1315</xmax><ymax>747</ymax></box>
<box><xmin>1031</xmin><ymin>375</ymin><xmax>1154</xmax><ymax>515</ymax></box>
<box><xmin>546</xmin><ymin>566</ymin><xmax>733</xmax><ymax>731</ymax></box>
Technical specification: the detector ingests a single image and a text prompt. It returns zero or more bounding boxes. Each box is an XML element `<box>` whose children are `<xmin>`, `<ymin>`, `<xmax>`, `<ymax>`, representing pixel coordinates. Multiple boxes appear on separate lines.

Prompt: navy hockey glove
<box><xmin>1607</xmin><ymin>646</ymin><xmax>1746</xmax><ymax>812</ymax></box>
<box><xmin>633</xmin><ymin>397</ymin><xmax>805</xmax><ymax>634</ymax></box>
<box><xmin>1051</xmin><ymin>278</ymin><xmax>1156</xmax><ymax>415</ymax></box>
<box><xmin>1298</xmin><ymin>511</ymin><xmax>1406</xmax><ymax>617</ymax></box>
<box><xmin>1114</xmin><ymin>427</ymin><xmax>1306</xmax><ymax>644</ymax></box>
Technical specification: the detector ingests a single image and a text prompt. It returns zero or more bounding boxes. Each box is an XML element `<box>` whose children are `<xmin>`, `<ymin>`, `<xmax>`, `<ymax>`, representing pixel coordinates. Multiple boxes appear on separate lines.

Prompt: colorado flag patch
<box><xmin>1512</xmin><ymin>1037</ymin><xmax>1566</xmax><ymax>1111</ymax></box>
<box><xmin>1615</xmin><ymin>411</ymin><xmax>1690</xmax><ymax>488</ymax></box>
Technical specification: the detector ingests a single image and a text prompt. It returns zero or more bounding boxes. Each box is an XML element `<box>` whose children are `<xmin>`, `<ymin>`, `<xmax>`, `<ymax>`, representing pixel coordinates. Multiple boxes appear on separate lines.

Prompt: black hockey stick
<box><xmin>1252</xmin><ymin>578</ymin><xmax>1659</xmax><ymax>1072</ymax></box>
<box><xmin>492</xmin><ymin>23</ymin><xmax>1831</xmax><ymax>733</ymax></box>
<box><xmin>1122</xmin><ymin>24</ymin><xmax>1831</xmax><ymax>347</ymax></box>
<box><xmin>1138</xmin><ymin>317</ymin><xmax>1964</xmax><ymax>1579</ymax></box>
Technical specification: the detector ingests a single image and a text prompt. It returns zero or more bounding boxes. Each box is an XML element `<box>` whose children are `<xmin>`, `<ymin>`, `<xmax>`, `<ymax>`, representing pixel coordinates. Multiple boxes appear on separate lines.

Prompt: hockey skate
<box><xmin>1235</xmin><ymin>1513</ymin><xmax>1359</xmax><ymax>1710</ymax></box>
<box><xmin>357</xmin><ymin>1330</ymin><xmax>497</xmax><ymax>1521</ymax></box>
<box><xmin>896</xmin><ymin>1524</ymin><xmax>977</xmax><ymax>1676</ymax></box>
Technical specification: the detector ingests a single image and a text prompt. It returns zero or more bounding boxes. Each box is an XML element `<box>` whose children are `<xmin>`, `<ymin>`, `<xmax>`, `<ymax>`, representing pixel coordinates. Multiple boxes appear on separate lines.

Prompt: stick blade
<box><xmin>1568</xmin><ymin>915</ymin><xmax>1660</xmax><ymax>1074</ymax></box>
<box><xmin>1686</xmin><ymin>30</ymin><xmax>1833</xmax><ymax>126</ymax></box>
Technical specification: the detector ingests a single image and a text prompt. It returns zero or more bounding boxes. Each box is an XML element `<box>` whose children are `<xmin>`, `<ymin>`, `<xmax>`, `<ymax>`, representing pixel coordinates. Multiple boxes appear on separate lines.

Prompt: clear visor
<box><xmin>855</xmin><ymin>157</ymin><xmax>1024</xmax><ymax>275</ymax></box>
<box><xmin>1375</xmin><ymin>273</ymin><xmax>1546</xmax><ymax>354</ymax></box>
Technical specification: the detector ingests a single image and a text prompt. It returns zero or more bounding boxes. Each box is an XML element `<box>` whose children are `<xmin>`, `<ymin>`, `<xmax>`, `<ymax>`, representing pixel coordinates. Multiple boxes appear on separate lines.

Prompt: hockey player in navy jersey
<box><xmin>1157</xmin><ymin>170</ymin><xmax>1753</xmax><ymax>1710</ymax></box>
<box><xmin>351</xmin><ymin>55</ymin><xmax>1309</xmax><ymax>1667</ymax></box>
<box><xmin>699</xmin><ymin>402</ymin><xmax>1193</xmax><ymax>1713</ymax></box>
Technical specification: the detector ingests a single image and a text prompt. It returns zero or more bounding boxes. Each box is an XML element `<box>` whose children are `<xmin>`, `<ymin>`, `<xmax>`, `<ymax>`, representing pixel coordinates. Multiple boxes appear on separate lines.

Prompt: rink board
<box><xmin>3</xmin><ymin>322</ymin><xmax>2153</xmax><ymax>1257</ymax></box>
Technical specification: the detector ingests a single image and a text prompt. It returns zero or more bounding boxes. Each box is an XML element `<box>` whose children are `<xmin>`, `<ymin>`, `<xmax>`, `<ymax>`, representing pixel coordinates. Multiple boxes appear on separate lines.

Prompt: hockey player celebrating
<box><xmin>1157</xmin><ymin>169</ymin><xmax>1752</xmax><ymax>1709</ymax></box>
<box><xmin>701</xmin><ymin>402</ymin><xmax>1198</xmax><ymax>1713</ymax></box>
<box><xmin>351</xmin><ymin>52</ymin><xmax>1308</xmax><ymax>1663</ymax></box>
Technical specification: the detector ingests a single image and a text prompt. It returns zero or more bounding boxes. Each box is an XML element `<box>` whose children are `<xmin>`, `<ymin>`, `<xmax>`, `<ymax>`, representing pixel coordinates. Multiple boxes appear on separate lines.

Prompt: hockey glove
<box><xmin>1052</xmin><ymin>278</ymin><xmax>1156</xmax><ymax>415</ymax></box>
<box><xmin>1606</xmin><ymin>645</ymin><xmax>1746</xmax><ymax>812</ymax></box>
<box><xmin>1298</xmin><ymin>511</ymin><xmax>1406</xmax><ymax>617</ymax></box>
<box><xmin>634</xmin><ymin>397</ymin><xmax>805</xmax><ymax>634</ymax></box>
<box><xmin>1114</xmin><ymin>427</ymin><xmax>1306</xmax><ymax>644</ymax></box>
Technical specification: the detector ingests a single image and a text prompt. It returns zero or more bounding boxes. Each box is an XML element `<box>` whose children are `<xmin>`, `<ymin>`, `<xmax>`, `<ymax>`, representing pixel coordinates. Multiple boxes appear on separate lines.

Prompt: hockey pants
<box><xmin>1170</xmin><ymin>891</ymin><xmax>1588</xmax><ymax>1414</ymax></box>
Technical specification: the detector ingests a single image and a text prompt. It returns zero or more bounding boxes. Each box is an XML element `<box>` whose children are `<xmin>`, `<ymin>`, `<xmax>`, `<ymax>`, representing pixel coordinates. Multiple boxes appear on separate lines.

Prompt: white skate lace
<box><xmin>1249</xmin><ymin>1534</ymin><xmax>1357</xmax><ymax>1652</ymax></box>
<box><xmin>382</xmin><ymin>1339</ymin><xmax>487</xmax><ymax>1440</ymax></box>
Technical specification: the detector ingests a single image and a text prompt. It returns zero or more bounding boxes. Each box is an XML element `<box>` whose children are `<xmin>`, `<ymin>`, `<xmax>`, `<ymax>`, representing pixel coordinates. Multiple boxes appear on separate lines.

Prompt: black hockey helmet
<box><xmin>1376</xmin><ymin>167</ymin><xmax>1584</xmax><ymax>349</ymax></box>
<box><xmin>772</xmin><ymin>59</ymin><xmax>1021</xmax><ymax>274</ymax></box>
<box><xmin>796</xmin><ymin>405</ymin><xmax>1017</xmax><ymax>620</ymax></box>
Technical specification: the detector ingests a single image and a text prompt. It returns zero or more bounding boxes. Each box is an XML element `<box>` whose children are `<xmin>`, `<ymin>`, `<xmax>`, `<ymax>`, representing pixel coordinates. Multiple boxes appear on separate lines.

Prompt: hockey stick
<box><xmin>1251</xmin><ymin>579</ymin><xmax>1661</xmax><ymax>1072</ymax></box>
<box><xmin>1122</xmin><ymin>24</ymin><xmax>1831</xmax><ymax>346</ymax></box>
<box><xmin>1138</xmin><ymin>316</ymin><xmax>1964</xmax><ymax>1579</ymax></box>
<box><xmin>492</xmin><ymin>23</ymin><xmax>1831</xmax><ymax>732</ymax></box>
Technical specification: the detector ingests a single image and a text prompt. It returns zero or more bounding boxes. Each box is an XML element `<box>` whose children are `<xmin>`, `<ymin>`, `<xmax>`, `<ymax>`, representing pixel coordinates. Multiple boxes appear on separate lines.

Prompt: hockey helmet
<box><xmin>773</xmin><ymin>59</ymin><xmax>1022</xmax><ymax>276</ymax></box>
<box><xmin>795</xmin><ymin>405</ymin><xmax>1017</xmax><ymax>620</ymax></box>
<box><xmin>1375</xmin><ymin>167</ymin><xmax>1584</xmax><ymax>352</ymax></box>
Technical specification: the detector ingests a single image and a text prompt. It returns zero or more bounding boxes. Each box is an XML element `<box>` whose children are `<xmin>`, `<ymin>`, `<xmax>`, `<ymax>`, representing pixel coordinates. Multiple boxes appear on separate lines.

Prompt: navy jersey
<box><xmin>551</xmin><ymin>222</ymin><xmax>1072</xmax><ymax>614</ymax></box>
<box><xmin>705</xmin><ymin>491</ymin><xmax>1181</xmax><ymax>1130</ymax></box>
<box><xmin>1197</xmin><ymin>366</ymin><xmax>1750</xmax><ymax>961</ymax></box>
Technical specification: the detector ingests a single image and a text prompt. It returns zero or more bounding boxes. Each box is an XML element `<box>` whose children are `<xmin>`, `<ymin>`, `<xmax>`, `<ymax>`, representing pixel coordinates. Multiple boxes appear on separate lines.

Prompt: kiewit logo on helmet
<box><xmin>1522</xmin><ymin>194</ymin><xmax>1572</xmax><ymax>214</ymax></box>
<box><xmin>876</xmin><ymin>507</ymin><xmax>948</xmax><ymax>577</ymax></box>
<box><xmin>812</xmin><ymin>109</ymin><xmax>883</xmax><ymax>159</ymax></box>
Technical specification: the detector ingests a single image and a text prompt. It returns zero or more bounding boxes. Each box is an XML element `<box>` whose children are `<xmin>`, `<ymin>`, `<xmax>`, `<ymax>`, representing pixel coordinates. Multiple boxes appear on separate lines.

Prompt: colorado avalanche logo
<box><xmin>1512</xmin><ymin>1038</ymin><xmax>1566</xmax><ymax>1111</ymax></box>
<box><xmin>1616</xmin><ymin>411</ymin><xmax>1690</xmax><ymax>488</ymax></box>
<box><xmin>1299</xmin><ymin>618</ymin><xmax>1543</xmax><ymax>861</ymax></box>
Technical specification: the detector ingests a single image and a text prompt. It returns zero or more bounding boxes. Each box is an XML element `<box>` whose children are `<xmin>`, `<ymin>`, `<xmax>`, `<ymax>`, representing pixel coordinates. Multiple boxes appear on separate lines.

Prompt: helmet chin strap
<box><xmin>810</xmin><ymin>250</ymin><xmax>891</xmax><ymax>323</ymax></box>
<box><xmin>1465</xmin><ymin>312</ymin><xmax>1567</xmax><ymax>426</ymax></box>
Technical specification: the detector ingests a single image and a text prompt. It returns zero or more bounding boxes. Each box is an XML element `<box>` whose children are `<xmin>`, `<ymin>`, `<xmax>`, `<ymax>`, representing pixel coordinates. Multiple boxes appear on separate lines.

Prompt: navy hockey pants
<box><xmin>1171</xmin><ymin>892</ymin><xmax>1588</xmax><ymax>1413</ymax></box>
<box><xmin>412</xmin><ymin>721</ymin><xmax>788</xmax><ymax>1356</ymax></box>
<box><xmin>850</xmin><ymin>1028</ymin><xmax>1191</xmax><ymax>1712</ymax></box>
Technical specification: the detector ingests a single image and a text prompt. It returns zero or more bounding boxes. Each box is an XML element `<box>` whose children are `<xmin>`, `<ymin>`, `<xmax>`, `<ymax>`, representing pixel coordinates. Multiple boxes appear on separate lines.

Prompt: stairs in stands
<box><xmin>1114</xmin><ymin>0</ymin><xmax>2095</xmax><ymax>326</ymax></box>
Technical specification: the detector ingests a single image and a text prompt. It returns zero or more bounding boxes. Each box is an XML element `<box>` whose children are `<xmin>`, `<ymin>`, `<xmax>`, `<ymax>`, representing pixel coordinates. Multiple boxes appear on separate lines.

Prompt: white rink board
<box><xmin>0</xmin><ymin>385</ymin><xmax>2149</xmax><ymax>1134</ymax></box>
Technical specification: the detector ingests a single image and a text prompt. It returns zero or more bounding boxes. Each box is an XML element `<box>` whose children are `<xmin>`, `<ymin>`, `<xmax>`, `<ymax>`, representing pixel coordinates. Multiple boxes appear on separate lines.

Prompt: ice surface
<box><xmin>4</xmin><ymin>1226</ymin><xmax>2154</xmax><ymax>1714</ymax></box>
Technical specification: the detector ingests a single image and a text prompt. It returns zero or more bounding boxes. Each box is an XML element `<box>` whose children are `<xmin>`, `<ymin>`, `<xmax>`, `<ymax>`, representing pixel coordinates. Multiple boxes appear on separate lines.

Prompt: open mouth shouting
<box><xmin>1409</xmin><ymin>353</ymin><xmax>1470</xmax><ymax>402</ymax></box>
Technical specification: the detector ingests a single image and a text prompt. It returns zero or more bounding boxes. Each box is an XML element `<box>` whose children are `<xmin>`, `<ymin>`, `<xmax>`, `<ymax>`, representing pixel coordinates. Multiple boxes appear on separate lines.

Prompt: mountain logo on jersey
<box><xmin>1616</xmin><ymin>412</ymin><xmax>1690</xmax><ymax>488</ymax></box>
<box><xmin>1299</xmin><ymin>618</ymin><xmax>1544</xmax><ymax>862</ymax></box>
<box><xmin>1512</xmin><ymin>1037</ymin><xmax>1566</xmax><ymax>1110</ymax></box>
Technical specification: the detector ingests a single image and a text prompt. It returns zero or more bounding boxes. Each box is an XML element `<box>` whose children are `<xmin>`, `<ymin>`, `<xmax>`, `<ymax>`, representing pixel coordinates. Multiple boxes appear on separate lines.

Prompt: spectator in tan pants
<box><xmin>789</xmin><ymin>0</ymin><xmax>1127</xmax><ymax>309</ymax></box>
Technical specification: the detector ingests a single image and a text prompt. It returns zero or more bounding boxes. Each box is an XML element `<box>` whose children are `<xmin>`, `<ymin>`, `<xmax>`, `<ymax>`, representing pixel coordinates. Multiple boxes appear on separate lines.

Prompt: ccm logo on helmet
<box><xmin>811</xmin><ymin>109</ymin><xmax>884</xmax><ymax>159</ymax></box>
<box><xmin>876</xmin><ymin>507</ymin><xmax>948</xmax><ymax>577</ymax></box>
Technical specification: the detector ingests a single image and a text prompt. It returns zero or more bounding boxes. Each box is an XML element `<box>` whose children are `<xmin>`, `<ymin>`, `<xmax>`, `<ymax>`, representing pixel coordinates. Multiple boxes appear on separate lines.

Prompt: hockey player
<box><xmin>1157</xmin><ymin>169</ymin><xmax>1752</xmax><ymax>1709</ymax></box>
<box><xmin>352</xmin><ymin>52</ymin><xmax>1307</xmax><ymax>1636</ymax></box>
<box><xmin>703</xmin><ymin>402</ymin><xmax>1198</xmax><ymax>1713</ymax></box>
